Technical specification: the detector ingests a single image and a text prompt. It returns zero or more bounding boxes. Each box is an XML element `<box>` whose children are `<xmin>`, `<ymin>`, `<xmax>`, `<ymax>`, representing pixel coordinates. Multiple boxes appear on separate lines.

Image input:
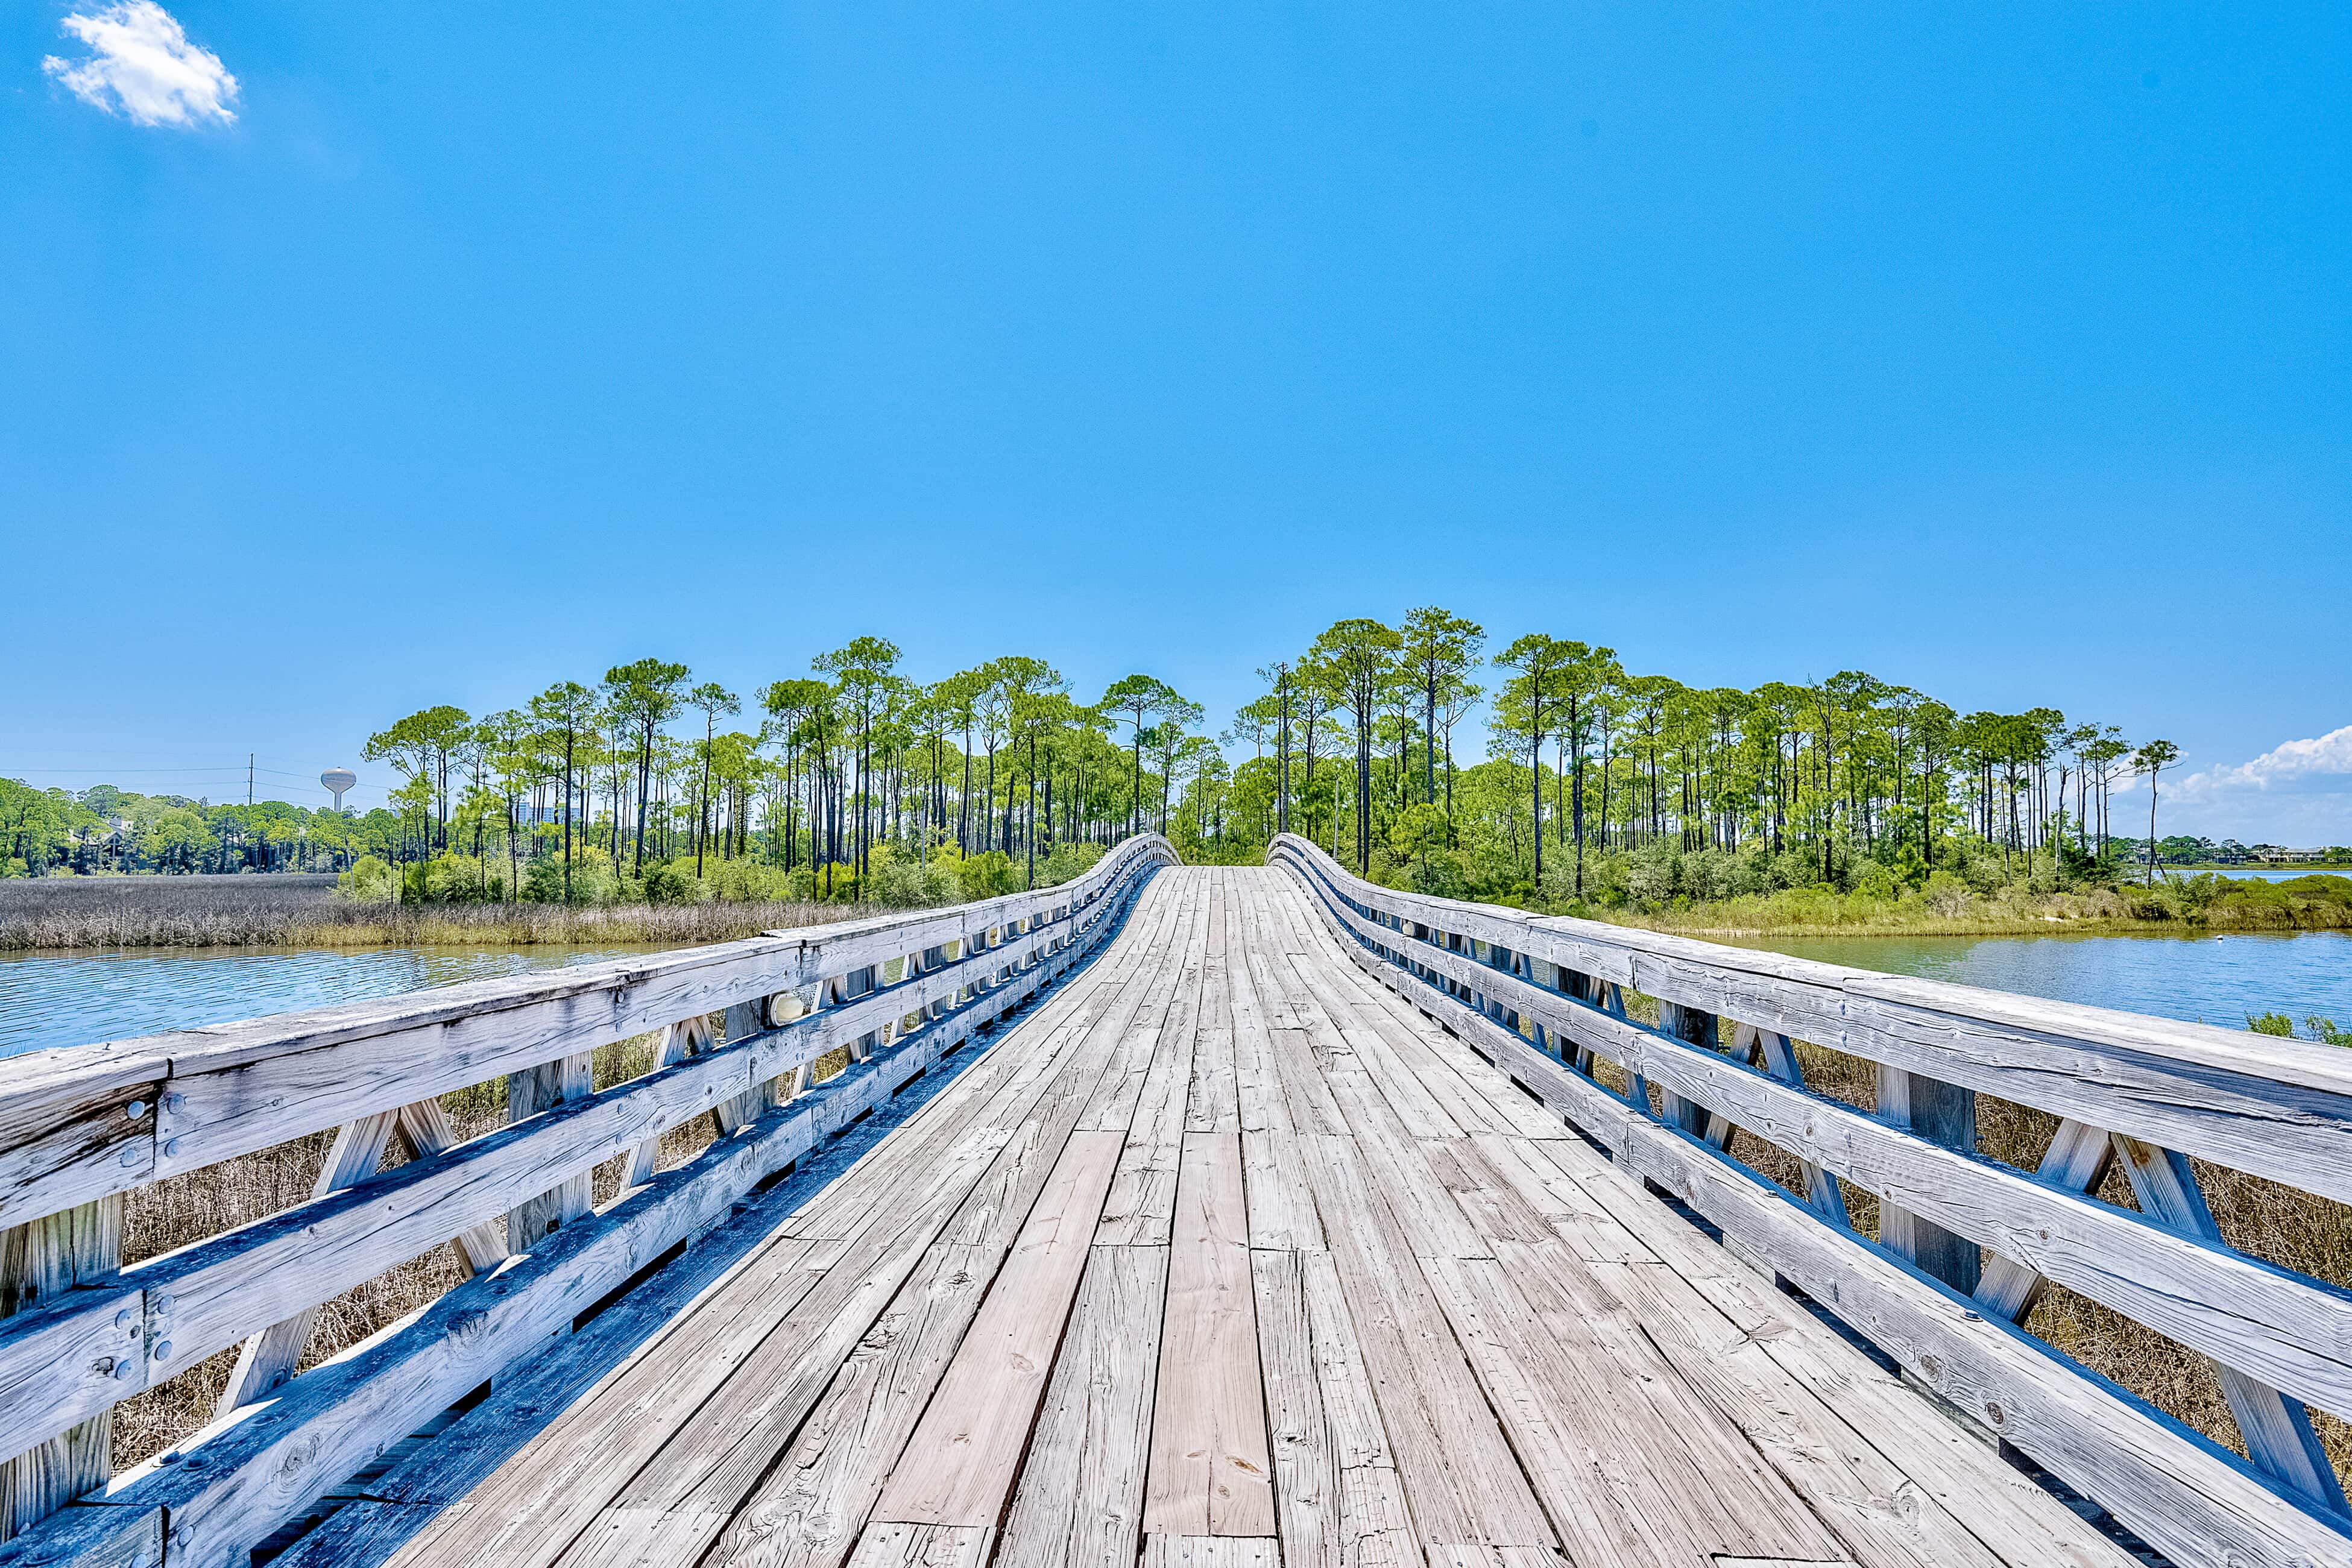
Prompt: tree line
<box><xmin>338</xmin><ymin>644</ymin><xmax>1209</xmax><ymax>904</ymax></box>
<box><xmin>5</xmin><ymin>610</ymin><xmax>2251</xmax><ymax>908</ymax></box>
<box><xmin>1207</xmin><ymin>609</ymin><xmax>2193</xmax><ymax>902</ymax></box>
<box><xmin>0</xmin><ymin>779</ymin><xmax>397</xmax><ymax>878</ymax></box>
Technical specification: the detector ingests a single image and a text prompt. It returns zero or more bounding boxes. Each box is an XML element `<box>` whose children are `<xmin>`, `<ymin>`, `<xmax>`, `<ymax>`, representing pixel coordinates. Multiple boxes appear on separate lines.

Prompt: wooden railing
<box><xmin>1270</xmin><ymin>833</ymin><xmax>2352</xmax><ymax>1568</ymax></box>
<box><xmin>0</xmin><ymin>834</ymin><xmax>1173</xmax><ymax>1568</ymax></box>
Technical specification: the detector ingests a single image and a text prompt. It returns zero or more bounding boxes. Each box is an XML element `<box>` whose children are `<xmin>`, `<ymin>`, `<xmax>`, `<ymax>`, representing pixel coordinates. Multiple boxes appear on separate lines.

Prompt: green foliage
<box><xmin>703</xmin><ymin>857</ymin><xmax>800</xmax><ymax>903</ymax></box>
<box><xmin>639</xmin><ymin>861</ymin><xmax>701</xmax><ymax>905</ymax></box>
<box><xmin>2248</xmin><ymin>1012</ymin><xmax>2352</xmax><ymax>1047</ymax></box>
<box><xmin>958</xmin><ymin>850</ymin><xmax>1018</xmax><ymax>899</ymax></box>
<box><xmin>1039</xmin><ymin>840</ymin><xmax>1105</xmax><ymax>886</ymax></box>
<box><xmin>865</xmin><ymin>846</ymin><xmax>962</xmax><ymax>909</ymax></box>
<box><xmin>338</xmin><ymin>855</ymin><xmax>398</xmax><ymax>903</ymax></box>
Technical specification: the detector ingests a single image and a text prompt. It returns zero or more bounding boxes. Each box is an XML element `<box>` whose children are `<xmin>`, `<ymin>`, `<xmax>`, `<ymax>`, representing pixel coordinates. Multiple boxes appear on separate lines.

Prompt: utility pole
<box><xmin>248</xmin><ymin>753</ymin><xmax>254</xmax><ymax>807</ymax></box>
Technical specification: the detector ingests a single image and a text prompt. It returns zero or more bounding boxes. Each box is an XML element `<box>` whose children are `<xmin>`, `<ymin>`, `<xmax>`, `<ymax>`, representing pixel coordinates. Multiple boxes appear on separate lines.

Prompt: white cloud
<box><xmin>2176</xmin><ymin>725</ymin><xmax>2352</xmax><ymax>796</ymax></box>
<box><xmin>2119</xmin><ymin>725</ymin><xmax>2352</xmax><ymax>845</ymax></box>
<box><xmin>43</xmin><ymin>1</ymin><xmax>238</xmax><ymax>129</ymax></box>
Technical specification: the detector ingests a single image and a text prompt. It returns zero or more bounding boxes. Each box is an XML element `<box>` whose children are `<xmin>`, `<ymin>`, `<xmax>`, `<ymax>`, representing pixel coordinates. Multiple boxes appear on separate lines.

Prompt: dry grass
<box><xmin>0</xmin><ymin>875</ymin><xmax>837</xmax><ymax>951</ymax></box>
<box><xmin>107</xmin><ymin>1028</ymin><xmax>857</xmax><ymax>1472</ymax></box>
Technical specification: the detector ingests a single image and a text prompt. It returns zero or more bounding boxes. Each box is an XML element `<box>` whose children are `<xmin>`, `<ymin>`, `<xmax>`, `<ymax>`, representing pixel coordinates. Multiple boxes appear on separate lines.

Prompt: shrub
<box><xmin>704</xmin><ymin>858</ymin><xmax>799</xmax><ymax>903</ymax></box>
<box><xmin>1681</xmin><ymin>848</ymin><xmax>1749</xmax><ymax>904</ymax></box>
<box><xmin>639</xmin><ymin>861</ymin><xmax>701</xmax><ymax>906</ymax></box>
<box><xmin>1850</xmin><ymin>863</ymin><xmax>1899</xmax><ymax>901</ymax></box>
<box><xmin>336</xmin><ymin>855</ymin><xmax>398</xmax><ymax>904</ymax></box>
<box><xmin>1038</xmin><ymin>840</ymin><xmax>1105</xmax><ymax>886</ymax></box>
<box><xmin>1923</xmin><ymin>869</ymin><xmax>1970</xmax><ymax>919</ymax></box>
<box><xmin>957</xmin><ymin>851</ymin><xmax>1018</xmax><ymax>901</ymax></box>
<box><xmin>865</xmin><ymin>846</ymin><xmax>960</xmax><ymax>909</ymax></box>
<box><xmin>1623</xmin><ymin>843</ymin><xmax>1678</xmax><ymax>912</ymax></box>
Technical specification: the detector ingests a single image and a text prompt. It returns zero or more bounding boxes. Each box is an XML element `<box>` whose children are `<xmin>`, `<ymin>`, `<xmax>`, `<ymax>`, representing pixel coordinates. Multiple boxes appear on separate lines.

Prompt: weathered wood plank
<box><xmin>872</xmin><ymin>1129</ymin><xmax>1123</xmax><ymax>1526</ymax></box>
<box><xmin>1097</xmin><ymin>884</ymin><xmax>1208</xmax><ymax>1247</ymax></box>
<box><xmin>840</xmin><ymin>1523</ymin><xmax>991</xmax><ymax>1568</ymax></box>
<box><xmin>1249</xmin><ymin>1248</ymin><xmax>1337</xmax><ymax>1568</ymax></box>
<box><xmin>1577</xmin><ymin>1251</ymin><xmax>2013</xmax><ymax>1568</ymax></box>
<box><xmin>0</xmin><ymin>1053</ymin><xmax>160</xmax><ymax>1233</ymax></box>
<box><xmin>1291</xmin><ymin>1131</ymin><xmax>1556</xmax><ymax>1551</ymax></box>
<box><xmin>0</xmin><ymin>1503</ymin><xmax>160</xmax><ymax>1568</ymax></box>
<box><xmin>0</xmin><ymin>1200</ymin><xmax>121</xmax><ymax>1541</ymax></box>
<box><xmin>997</xmin><ymin>1245</ymin><xmax>1168</xmax><ymax>1568</ymax></box>
<box><xmin>1138</xmin><ymin>1535</ymin><xmax>1278</xmax><ymax>1568</ymax></box>
<box><xmin>1145</xmin><ymin>1132</ymin><xmax>1274</xmax><ymax>1538</ymax></box>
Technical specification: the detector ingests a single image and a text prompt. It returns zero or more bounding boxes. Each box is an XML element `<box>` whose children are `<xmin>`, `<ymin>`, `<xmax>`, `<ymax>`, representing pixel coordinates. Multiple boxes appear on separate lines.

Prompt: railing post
<box><xmin>714</xmin><ymin>1000</ymin><xmax>769</xmax><ymax>1133</ymax></box>
<box><xmin>1876</xmin><ymin>1066</ymin><xmax>1981</xmax><ymax>1295</ymax></box>
<box><xmin>508</xmin><ymin>1051</ymin><xmax>594</xmax><ymax>1250</ymax></box>
<box><xmin>1654</xmin><ymin>1001</ymin><xmax>1718</xmax><ymax>1139</ymax></box>
<box><xmin>0</xmin><ymin>1197</ymin><xmax>119</xmax><ymax>1540</ymax></box>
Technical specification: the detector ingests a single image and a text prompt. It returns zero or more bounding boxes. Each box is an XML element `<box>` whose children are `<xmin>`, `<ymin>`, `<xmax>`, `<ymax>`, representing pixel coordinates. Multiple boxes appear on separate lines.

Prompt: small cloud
<box><xmin>43</xmin><ymin>1</ymin><xmax>238</xmax><ymax>129</ymax></box>
<box><xmin>2132</xmin><ymin>725</ymin><xmax>2352</xmax><ymax>844</ymax></box>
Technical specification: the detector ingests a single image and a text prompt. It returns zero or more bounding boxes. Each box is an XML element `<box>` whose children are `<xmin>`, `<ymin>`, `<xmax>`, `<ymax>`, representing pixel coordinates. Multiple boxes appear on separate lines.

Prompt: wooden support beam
<box><xmin>215</xmin><ymin>1109</ymin><xmax>402</xmax><ymax>1415</ymax></box>
<box><xmin>2112</xmin><ymin>1135</ymin><xmax>2348</xmax><ymax>1517</ymax></box>
<box><xmin>506</xmin><ymin>1053</ymin><xmax>594</xmax><ymax>1252</ymax></box>
<box><xmin>624</xmin><ymin>1019</ymin><xmax>705</xmax><ymax>1189</ymax></box>
<box><xmin>1874</xmin><ymin>1065</ymin><xmax>1981</xmax><ymax>1295</ymax></box>
<box><xmin>1972</xmin><ymin>1118</ymin><xmax>2112</xmax><ymax>1323</ymax></box>
<box><xmin>0</xmin><ymin>1196</ymin><xmax>121</xmax><ymax>1541</ymax></box>
<box><xmin>392</xmin><ymin>1100</ymin><xmax>506</xmax><ymax>1277</ymax></box>
<box><xmin>1748</xmin><ymin>1027</ymin><xmax>1849</xmax><ymax>1226</ymax></box>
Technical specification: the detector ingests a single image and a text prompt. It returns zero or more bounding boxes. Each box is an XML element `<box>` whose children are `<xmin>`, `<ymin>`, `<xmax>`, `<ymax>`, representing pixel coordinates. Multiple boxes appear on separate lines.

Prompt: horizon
<box><xmin>4</xmin><ymin>5</ymin><xmax>2347</xmax><ymax>842</ymax></box>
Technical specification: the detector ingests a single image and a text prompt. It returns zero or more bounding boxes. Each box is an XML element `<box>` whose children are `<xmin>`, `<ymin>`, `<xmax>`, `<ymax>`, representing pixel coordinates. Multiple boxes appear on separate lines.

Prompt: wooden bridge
<box><xmin>3</xmin><ymin>835</ymin><xmax>2350</xmax><ymax>1568</ymax></box>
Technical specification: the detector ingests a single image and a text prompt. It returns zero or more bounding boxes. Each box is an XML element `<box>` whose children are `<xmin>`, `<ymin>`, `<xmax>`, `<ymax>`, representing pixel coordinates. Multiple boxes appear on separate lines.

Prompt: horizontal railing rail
<box><xmin>1269</xmin><ymin>833</ymin><xmax>2352</xmax><ymax>1568</ymax></box>
<box><xmin>0</xmin><ymin>834</ymin><xmax>1174</xmax><ymax>1567</ymax></box>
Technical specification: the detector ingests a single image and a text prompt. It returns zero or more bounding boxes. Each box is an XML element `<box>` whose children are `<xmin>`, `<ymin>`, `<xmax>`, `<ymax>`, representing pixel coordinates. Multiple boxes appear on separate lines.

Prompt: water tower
<box><xmin>321</xmin><ymin>767</ymin><xmax>357</xmax><ymax>812</ymax></box>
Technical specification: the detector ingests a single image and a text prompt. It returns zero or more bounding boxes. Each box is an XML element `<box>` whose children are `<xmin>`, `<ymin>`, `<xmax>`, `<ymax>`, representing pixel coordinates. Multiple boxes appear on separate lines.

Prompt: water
<box><xmin>0</xmin><ymin>946</ymin><xmax>651</xmax><ymax>1057</ymax></box>
<box><xmin>2161</xmin><ymin>865</ymin><xmax>2352</xmax><ymax>883</ymax></box>
<box><xmin>1730</xmin><ymin>929</ymin><xmax>2352</xmax><ymax>1031</ymax></box>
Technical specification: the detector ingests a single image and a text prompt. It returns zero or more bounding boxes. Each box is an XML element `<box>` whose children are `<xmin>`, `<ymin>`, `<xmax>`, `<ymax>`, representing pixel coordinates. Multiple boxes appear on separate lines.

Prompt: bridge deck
<box><xmin>342</xmin><ymin>868</ymin><xmax>2137</xmax><ymax>1568</ymax></box>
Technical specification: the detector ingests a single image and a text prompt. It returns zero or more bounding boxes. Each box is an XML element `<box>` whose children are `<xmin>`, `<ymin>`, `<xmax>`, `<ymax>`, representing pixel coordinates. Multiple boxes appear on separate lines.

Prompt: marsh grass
<box><xmin>0</xmin><ymin>875</ymin><xmax>836</xmax><ymax>951</ymax></box>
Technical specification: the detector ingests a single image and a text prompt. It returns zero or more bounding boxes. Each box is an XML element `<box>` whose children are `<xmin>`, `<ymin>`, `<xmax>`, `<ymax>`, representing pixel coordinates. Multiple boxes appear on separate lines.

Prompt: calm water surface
<box><xmin>2165</xmin><ymin>866</ymin><xmax>2352</xmax><ymax>883</ymax></box>
<box><xmin>1729</xmin><ymin>929</ymin><xmax>2352</xmax><ymax>1030</ymax></box>
<box><xmin>0</xmin><ymin>946</ymin><xmax>652</xmax><ymax>1057</ymax></box>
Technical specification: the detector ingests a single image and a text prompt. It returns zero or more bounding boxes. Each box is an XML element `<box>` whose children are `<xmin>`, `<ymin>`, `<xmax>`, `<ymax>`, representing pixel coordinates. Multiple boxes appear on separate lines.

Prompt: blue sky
<box><xmin>4</xmin><ymin>4</ymin><xmax>2347</xmax><ymax>838</ymax></box>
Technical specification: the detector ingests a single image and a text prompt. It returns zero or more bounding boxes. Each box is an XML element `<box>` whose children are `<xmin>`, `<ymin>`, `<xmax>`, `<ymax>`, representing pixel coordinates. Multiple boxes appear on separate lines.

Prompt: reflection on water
<box><xmin>0</xmin><ymin>946</ymin><xmax>650</xmax><ymax>1057</ymax></box>
<box><xmin>1730</xmin><ymin>929</ymin><xmax>2352</xmax><ymax>1031</ymax></box>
